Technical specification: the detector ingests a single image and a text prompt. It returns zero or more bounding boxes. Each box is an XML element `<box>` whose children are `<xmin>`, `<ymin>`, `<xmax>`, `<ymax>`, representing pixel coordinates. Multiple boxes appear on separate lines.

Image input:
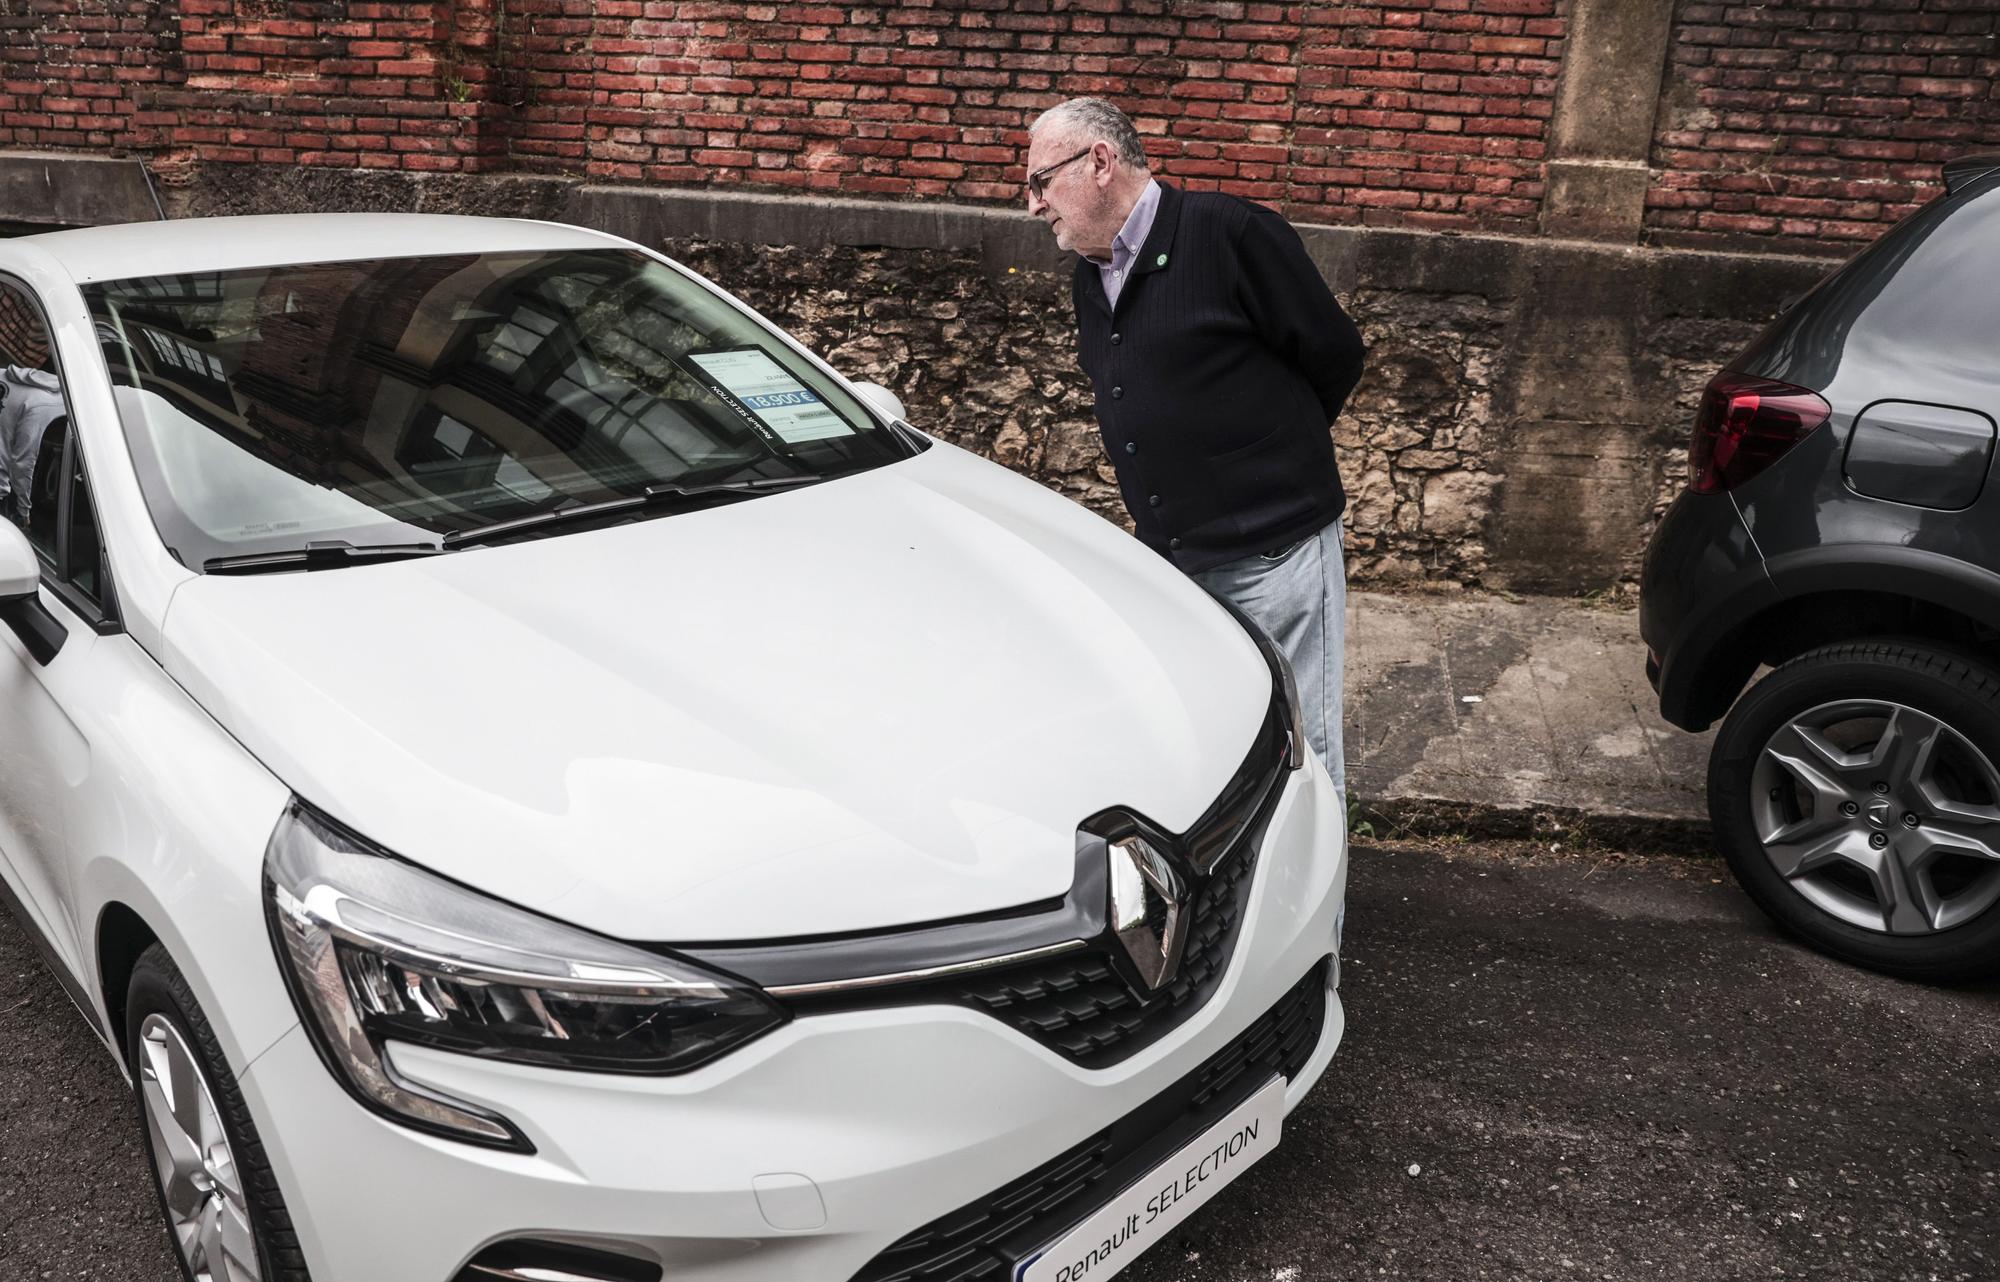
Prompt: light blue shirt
<box><xmin>1092</xmin><ymin>178</ymin><xmax>1161</xmax><ymax>308</ymax></box>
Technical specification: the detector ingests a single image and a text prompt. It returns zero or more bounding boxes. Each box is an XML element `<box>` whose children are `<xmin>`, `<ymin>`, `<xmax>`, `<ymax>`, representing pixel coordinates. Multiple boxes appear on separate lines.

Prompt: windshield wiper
<box><xmin>645</xmin><ymin>475</ymin><xmax>824</xmax><ymax>501</ymax></box>
<box><xmin>443</xmin><ymin>475</ymin><xmax>822</xmax><ymax>550</ymax></box>
<box><xmin>204</xmin><ymin>540</ymin><xmax>449</xmax><ymax>575</ymax></box>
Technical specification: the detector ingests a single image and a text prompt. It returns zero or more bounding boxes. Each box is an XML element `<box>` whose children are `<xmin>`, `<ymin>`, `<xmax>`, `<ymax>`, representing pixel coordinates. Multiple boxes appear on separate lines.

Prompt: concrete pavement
<box><xmin>1346</xmin><ymin>590</ymin><xmax>1714</xmax><ymax>847</ymax></box>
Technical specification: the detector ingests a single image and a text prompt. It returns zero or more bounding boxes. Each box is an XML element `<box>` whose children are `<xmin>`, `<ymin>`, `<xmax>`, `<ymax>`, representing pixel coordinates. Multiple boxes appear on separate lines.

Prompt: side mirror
<box><xmin>0</xmin><ymin>520</ymin><xmax>61</xmax><ymax>664</ymax></box>
<box><xmin>851</xmin><ymin>381</ymin><xmax>908</xmax><ymax>425</ymax></box>
<box><xmin>0</xmin><ymin>520</ymin><xmax>37</xmax><ymax>601</ymax></box>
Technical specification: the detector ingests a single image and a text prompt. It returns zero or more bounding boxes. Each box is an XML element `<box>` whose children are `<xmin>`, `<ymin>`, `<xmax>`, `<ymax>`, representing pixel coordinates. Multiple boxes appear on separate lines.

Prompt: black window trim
<box><xmin>48</xmin><ymin>428</ymin><xmax>122</xmax><ymax>635</ymax></box>
<box><xmin>0</xmin><ymin>271</ymin><xmax>122</xmax><ymax>636</ymax></box>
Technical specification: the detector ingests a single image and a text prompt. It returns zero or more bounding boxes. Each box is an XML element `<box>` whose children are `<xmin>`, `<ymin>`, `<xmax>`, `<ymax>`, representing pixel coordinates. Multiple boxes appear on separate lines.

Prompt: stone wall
<box><xmin>664</xmin><ymin>240</ymin><xmax>1527</xmax><ymax>587</ymax></box>
<box><xmin>653</xmin><ymin>223</ymin><xmax>1803</xmax><ymax>593</ymax></box>
<box><xmin>1338</xmin><ymin>288</ymin><xmax>1507</xmax><ymax>586</ymax></box>
<box><xmin>661</xmin><ymin>237</ymin><xmax>1120</xmax><ymax>518</ymax></box>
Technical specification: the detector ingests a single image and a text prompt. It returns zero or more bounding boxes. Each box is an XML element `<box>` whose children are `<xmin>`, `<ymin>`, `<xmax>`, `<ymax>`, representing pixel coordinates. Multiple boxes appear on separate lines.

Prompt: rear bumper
<box><xmin>1640</xmin><ymin>490</ymin><xmax>1776</xmax><ymax>730</ymax></box>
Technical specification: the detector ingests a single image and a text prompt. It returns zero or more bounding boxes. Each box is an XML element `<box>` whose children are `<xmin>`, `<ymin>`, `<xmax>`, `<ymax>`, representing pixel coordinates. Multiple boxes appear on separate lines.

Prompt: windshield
<box><xmin>82</xmin><ymin>248</ymin><xmax>908</xmax><ymax>569</ymax></box>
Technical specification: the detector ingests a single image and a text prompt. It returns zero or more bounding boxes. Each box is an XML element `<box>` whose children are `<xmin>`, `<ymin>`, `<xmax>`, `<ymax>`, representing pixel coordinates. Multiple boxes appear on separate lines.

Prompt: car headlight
<box><xmin>263</xmin><ymin>800</ymin><xmax>786</xmax><ymax>1151</ymax></box>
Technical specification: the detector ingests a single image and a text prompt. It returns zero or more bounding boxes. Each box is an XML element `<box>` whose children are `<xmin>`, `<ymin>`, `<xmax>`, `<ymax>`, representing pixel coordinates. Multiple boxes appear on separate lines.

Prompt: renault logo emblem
<box><xmin>1107</xmin><ymin>834</ymin><xmax>1191</xmax><ymax>991</ymax></box>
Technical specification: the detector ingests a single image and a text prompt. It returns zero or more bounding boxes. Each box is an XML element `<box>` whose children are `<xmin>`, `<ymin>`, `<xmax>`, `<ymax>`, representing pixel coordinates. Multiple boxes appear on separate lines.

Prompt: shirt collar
<box><xmin>1088</xmin><ymin>178</ymin><xmax>1161</xmax><ymax>267</ymax></box>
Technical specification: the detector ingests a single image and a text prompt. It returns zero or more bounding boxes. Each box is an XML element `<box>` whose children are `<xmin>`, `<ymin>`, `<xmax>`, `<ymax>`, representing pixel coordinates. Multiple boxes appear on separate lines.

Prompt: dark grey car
<box><xmin>1642</xmin><ymin>153</ymin><xmax>2000</xmax><ymax>981</ymax></box>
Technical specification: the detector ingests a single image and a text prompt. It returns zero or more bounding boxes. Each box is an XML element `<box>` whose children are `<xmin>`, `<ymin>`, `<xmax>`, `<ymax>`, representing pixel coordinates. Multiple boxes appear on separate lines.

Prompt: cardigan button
<box><xmin>1111</xmin><ymin>386</ymin><xmax>1123</xmax><ymax>399</ymax></box>
<box><xmin>1124</xmin><ymin>442</ymin><xmax>1136</xmax><ymax>454</ymax></box>
<box><xmin>1110</xmin><ymin>332</ymin><xmax>1122</xmax><ymax>345</ymax></box>
<box><xmin>1169</xmin><ymin>537</ymin><xmax>1183</xmax><ymax>550</ymax></box>
<box><xmin>1148</xmin><ymin>494</ymin><xmax>1161</xmax><ymax>507</ymax></box>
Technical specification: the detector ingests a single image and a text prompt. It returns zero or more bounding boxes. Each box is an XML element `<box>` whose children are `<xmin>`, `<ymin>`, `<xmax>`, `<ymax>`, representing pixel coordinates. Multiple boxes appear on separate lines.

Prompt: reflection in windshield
<box><xmin>83</xmin><ymin>249</ymin><xmax>904</xmax><ymax>570</ymax></box>
<box><xmin>1740</xmin><ymin>174</ymin><xmax>2000</xmax><ymax>393</ymax></box>
<box><xmin>0</xmin><ymin>283</ymin><xmax>64</xmax><ymax>537</ymax></box>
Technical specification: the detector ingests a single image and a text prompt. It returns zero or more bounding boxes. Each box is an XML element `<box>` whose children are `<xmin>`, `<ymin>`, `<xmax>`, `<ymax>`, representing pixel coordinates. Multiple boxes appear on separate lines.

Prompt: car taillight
<box><xmin>1688</xmin><ymin>373</ymin><xmax>1831</xmax><ymax>494</ymax></box>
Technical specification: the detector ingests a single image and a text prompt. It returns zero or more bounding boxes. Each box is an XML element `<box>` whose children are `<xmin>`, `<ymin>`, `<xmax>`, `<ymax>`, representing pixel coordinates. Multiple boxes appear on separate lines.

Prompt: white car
<box><xmin>0</xmin><ymin>214</ymin><xmax>1348</xmax><ymax>1282</ymax></box>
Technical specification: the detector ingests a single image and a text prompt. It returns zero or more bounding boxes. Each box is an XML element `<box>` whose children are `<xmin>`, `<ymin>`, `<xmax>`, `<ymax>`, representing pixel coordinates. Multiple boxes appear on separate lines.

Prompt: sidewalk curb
<box><xmin>1353</xmin><ymin>796</ymin><xmax>1715</xmax><ymax>858</ymax></box>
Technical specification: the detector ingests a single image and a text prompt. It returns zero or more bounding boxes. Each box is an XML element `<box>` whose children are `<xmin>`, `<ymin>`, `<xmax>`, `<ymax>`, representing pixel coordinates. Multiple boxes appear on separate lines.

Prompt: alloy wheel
<box><xmin>1752</xmin><ymin>699</ymin><xmax>2000</xmax><ymax>936</ymax></box>
<box><xmin>139</xmin><ymin>1014</ymin><xmax>263</xmax><ymax>1282</ymax></box>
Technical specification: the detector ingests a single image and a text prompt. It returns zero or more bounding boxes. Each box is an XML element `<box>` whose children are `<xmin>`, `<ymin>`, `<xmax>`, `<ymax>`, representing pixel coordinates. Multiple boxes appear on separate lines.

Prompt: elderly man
<box><xmin>1024</xmin><ymin>97</ymin><xmax>1366</xmax><ymax>796</ymax></box>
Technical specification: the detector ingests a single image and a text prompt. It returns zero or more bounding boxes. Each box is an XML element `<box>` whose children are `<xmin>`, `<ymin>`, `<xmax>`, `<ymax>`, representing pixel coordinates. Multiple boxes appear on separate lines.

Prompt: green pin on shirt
<box><xmin>1156</xmin><ymin>253</ymin><xmax>1168</xmax><ymax>267</ymax></box>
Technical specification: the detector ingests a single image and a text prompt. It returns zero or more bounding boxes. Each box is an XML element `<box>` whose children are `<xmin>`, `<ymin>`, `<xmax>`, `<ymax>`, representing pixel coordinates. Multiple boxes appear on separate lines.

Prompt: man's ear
<box><xmin>1093</xmin><ymin>140</ymin><xmax>1117</xmax><ymax>189</ymax></box>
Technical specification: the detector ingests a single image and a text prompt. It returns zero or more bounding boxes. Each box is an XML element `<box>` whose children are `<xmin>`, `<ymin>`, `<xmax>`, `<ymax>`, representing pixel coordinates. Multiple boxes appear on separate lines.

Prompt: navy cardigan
<box><xmin>1072</xmin><ymin>183</ymin><xmax>1366</xmax><ymax>574</ymax></box>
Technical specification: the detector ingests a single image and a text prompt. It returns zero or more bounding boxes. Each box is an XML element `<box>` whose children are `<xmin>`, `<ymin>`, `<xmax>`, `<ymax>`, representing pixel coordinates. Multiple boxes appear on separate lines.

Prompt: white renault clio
<box><xmin>0</xmin><ymin>214</ymin><xmax>1347</xmax><ymax>1282</ymax></box>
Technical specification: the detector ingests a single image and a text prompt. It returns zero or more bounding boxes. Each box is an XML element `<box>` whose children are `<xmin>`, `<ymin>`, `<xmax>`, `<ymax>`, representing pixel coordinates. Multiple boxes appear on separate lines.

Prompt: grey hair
<box><xmin>1030</xmin><ymin>98</ymin><xmax>1147</xmax><ymax>169</ymax></box>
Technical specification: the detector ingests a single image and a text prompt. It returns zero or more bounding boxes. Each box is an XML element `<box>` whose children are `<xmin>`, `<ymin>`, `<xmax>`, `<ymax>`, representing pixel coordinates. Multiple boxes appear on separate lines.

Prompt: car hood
<box><xmin>161</xmin><ymin>444</ymin><xmax>1270</xmax><ymax>942</ymax></box>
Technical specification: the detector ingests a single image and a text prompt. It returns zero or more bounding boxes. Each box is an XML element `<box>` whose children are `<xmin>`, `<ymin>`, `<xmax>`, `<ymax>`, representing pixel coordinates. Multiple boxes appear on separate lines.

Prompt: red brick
<box><xmin>13</xmin><ymin>0</ymin><xmax>1982</xmax><ymax>250</ymax></box>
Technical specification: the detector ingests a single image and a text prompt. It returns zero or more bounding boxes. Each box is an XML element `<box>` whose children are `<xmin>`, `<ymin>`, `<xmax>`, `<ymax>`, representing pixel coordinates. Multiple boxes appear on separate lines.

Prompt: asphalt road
<box><xmin>2</xmin><ymin>840</ymin><xmax>1995</xmax><ymax>1281</ymax></box>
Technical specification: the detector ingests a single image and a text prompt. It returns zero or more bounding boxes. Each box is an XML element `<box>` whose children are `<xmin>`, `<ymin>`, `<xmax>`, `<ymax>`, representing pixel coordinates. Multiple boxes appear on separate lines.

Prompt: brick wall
<box><xmin>494</xmin><ymin>0</ymin><xmax>1562</xmax><ymax>234</ymax></box>
<box><xmin>0</xmin><ymin>0</ymin><xmax>179</xmax><ymax>153</ymax></box>
<box><xmin>0</xmin><ymin>1</ymin><xmax>507</xmax><ymax>172</ymax></box>
<box><xmin>3</xmin><ymin>1</ymin><xmax>1998</xmax><ymax>252</ymax></box>
<box><xmin>0</xmin><ymin>284</ymin><xmax>50</xmax><ymax>368</ymax></box>
<box><xmin>4</xmin><ymin>0</ymin><xmax>1559</xmax><ymax>233</ymax></box>
<box><xmin>1291</xmin><ymin>0</ymin><xmax>1560</xmax><ymax>231</ymax></box>
<box><xmin>1649</xmin><ymin>0</ymin><xmax>2000</xmax><ymax>248</ymax></box>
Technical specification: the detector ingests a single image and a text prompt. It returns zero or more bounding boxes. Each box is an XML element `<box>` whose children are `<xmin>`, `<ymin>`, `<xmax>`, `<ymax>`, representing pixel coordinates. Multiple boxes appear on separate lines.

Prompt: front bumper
<box><xmin>240</xmin><ymin>756</ymin><xmax>1349</xmax><ymax>1282</ymax></box>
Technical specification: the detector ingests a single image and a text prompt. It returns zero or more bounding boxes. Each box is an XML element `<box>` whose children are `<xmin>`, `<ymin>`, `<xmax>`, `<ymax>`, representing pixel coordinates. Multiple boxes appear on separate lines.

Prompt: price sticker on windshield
<box><xmin>685</xmin><ymin>349</ymin><xmax>855</xmax><ymax>444</ymax></box>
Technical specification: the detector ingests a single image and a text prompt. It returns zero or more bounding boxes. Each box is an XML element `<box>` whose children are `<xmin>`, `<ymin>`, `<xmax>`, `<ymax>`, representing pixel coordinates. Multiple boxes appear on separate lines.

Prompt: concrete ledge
<box><xmin>1356</xmin><ymin>796</ymin><xmax>1714</xmax><ymax>859</ymax></box>
<box><xmin>0</xmin><ymin>155</ymin><xmax>1838</xmax><ymax>315</ymax></box>
<box><xmin>561</xmin><ymin>180</ymin><xmax>1836</xmax><ymax>316</ymax></box>
<box><xmin>0</xmin><ymin>151</ymin><xmax>159</xmax><ymax>228</ymax></box>
<box><xmin>564</xmin><ymin>184</ymin><xmax>1067</xmax><ymax>276</ymax></box>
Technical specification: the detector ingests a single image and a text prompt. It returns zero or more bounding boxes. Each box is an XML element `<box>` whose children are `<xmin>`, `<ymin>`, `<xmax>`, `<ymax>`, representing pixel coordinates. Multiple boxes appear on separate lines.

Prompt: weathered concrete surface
<box><xmin>0</xmin><ymin>150</ymin><xmax>157</xmax><ymax>228</ymax></box>
<box><xmin>1540</xmin><ymin>0</ymin><xmax>1678</xmax><ymax>241</ymax></box>
<box><xmin>1547</xmin><ymin>0</ymin><xmax>1678</xmax><ymax>164</ymax></box>
<box><xmin>1347</xmin><ymin>591</ymin><xmax>1713</xmax><ymax>835</ymax></box>
<box><xmin>569</xmin><ymin>184</ymin><xmax>1066</xmax><ymax>277</ymax></box>
<box><xmin>7</xmin><ymin>842</ymin><xmax>1995</xmax><ymax>1281</ymax></box>
<box><xmin>1541</xmin><ymin>158</ymin><xmax>1655</xmax><ymax>242</ymax></box>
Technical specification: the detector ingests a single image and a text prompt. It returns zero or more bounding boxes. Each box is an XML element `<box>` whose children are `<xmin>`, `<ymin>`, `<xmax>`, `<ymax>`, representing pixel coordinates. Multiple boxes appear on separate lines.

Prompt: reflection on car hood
<box><xmin>161</xmin><ymin>443</ymin><xmax>1269</xmax><ymax>942</ymax></box>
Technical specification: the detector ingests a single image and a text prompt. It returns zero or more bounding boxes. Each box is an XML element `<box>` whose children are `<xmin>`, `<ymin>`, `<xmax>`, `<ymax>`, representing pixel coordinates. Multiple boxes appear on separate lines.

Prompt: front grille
<box><xmin>694</xmin><ymin>698</ymin><xmax>1296</xmax><ymax>1070</ymax></box>
<box><xmin>852</xmin><ymin>958</ymin><xmax>1330</xmax><ymax>1282</ymax></box>
<box><xmin>950</xmin><ymin>836</ymin><xmax>1263</xmax><ymax>1067</ymax></box>
<box><xmin>782</xmin><ymin>707</ymin><xmax>1290</xmax><ymax>1068</ymax></box>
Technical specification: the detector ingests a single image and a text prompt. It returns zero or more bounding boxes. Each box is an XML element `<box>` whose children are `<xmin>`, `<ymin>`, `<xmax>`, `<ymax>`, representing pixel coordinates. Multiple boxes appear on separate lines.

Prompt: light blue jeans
<box><xmin>1191</xmin><ymin>520</ymin><xmax>1346</xmax><ymax>798</ymax></box>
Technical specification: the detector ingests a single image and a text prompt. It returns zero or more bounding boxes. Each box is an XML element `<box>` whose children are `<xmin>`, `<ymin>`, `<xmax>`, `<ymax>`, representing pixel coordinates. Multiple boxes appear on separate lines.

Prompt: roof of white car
<box><xmin>11</xmin><ymin>213</ymin><xmax>629</xmax><ymax>284</ymax></box>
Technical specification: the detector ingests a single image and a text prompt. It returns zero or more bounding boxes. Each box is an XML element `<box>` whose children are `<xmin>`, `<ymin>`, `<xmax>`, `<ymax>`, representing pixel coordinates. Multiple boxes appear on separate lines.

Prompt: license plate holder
<box><xmin>1013</xmin><ymin>1074</ymin><xmax>1286</xmax><ymax>1282</ymax></box>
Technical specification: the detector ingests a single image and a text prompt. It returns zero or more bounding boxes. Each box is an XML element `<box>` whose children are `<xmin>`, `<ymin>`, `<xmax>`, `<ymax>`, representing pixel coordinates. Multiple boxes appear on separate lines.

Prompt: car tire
<box><xmin>1709</xmin><ymin>640</ymin><xmax>2000</xmax><ymax>981</ymax></box>
<box><xmin>126</xmin><ymin>943</ymin><xmax>311</xmax><ymax>1282</ymax></box>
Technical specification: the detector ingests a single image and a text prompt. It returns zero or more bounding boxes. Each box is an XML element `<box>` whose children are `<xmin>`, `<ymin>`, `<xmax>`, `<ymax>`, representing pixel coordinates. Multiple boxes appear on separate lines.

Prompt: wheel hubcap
<box><xmin>139</xmin><ymin>1015</ymin><xmax>262</xmax><ymax>1282</ymax></box>
<box><xmin>1752</xmin><ymin>700</ymin><xmax>2000</xmax><ymax>936</ymax></box>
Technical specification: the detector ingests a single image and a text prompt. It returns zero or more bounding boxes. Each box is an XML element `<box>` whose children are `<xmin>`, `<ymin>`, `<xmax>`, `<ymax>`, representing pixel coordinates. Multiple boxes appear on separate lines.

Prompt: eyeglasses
<box><xmin>1026</xmin><ymin>147</ymin><xmax>1094</xmax><ymax>200</ymax></box>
